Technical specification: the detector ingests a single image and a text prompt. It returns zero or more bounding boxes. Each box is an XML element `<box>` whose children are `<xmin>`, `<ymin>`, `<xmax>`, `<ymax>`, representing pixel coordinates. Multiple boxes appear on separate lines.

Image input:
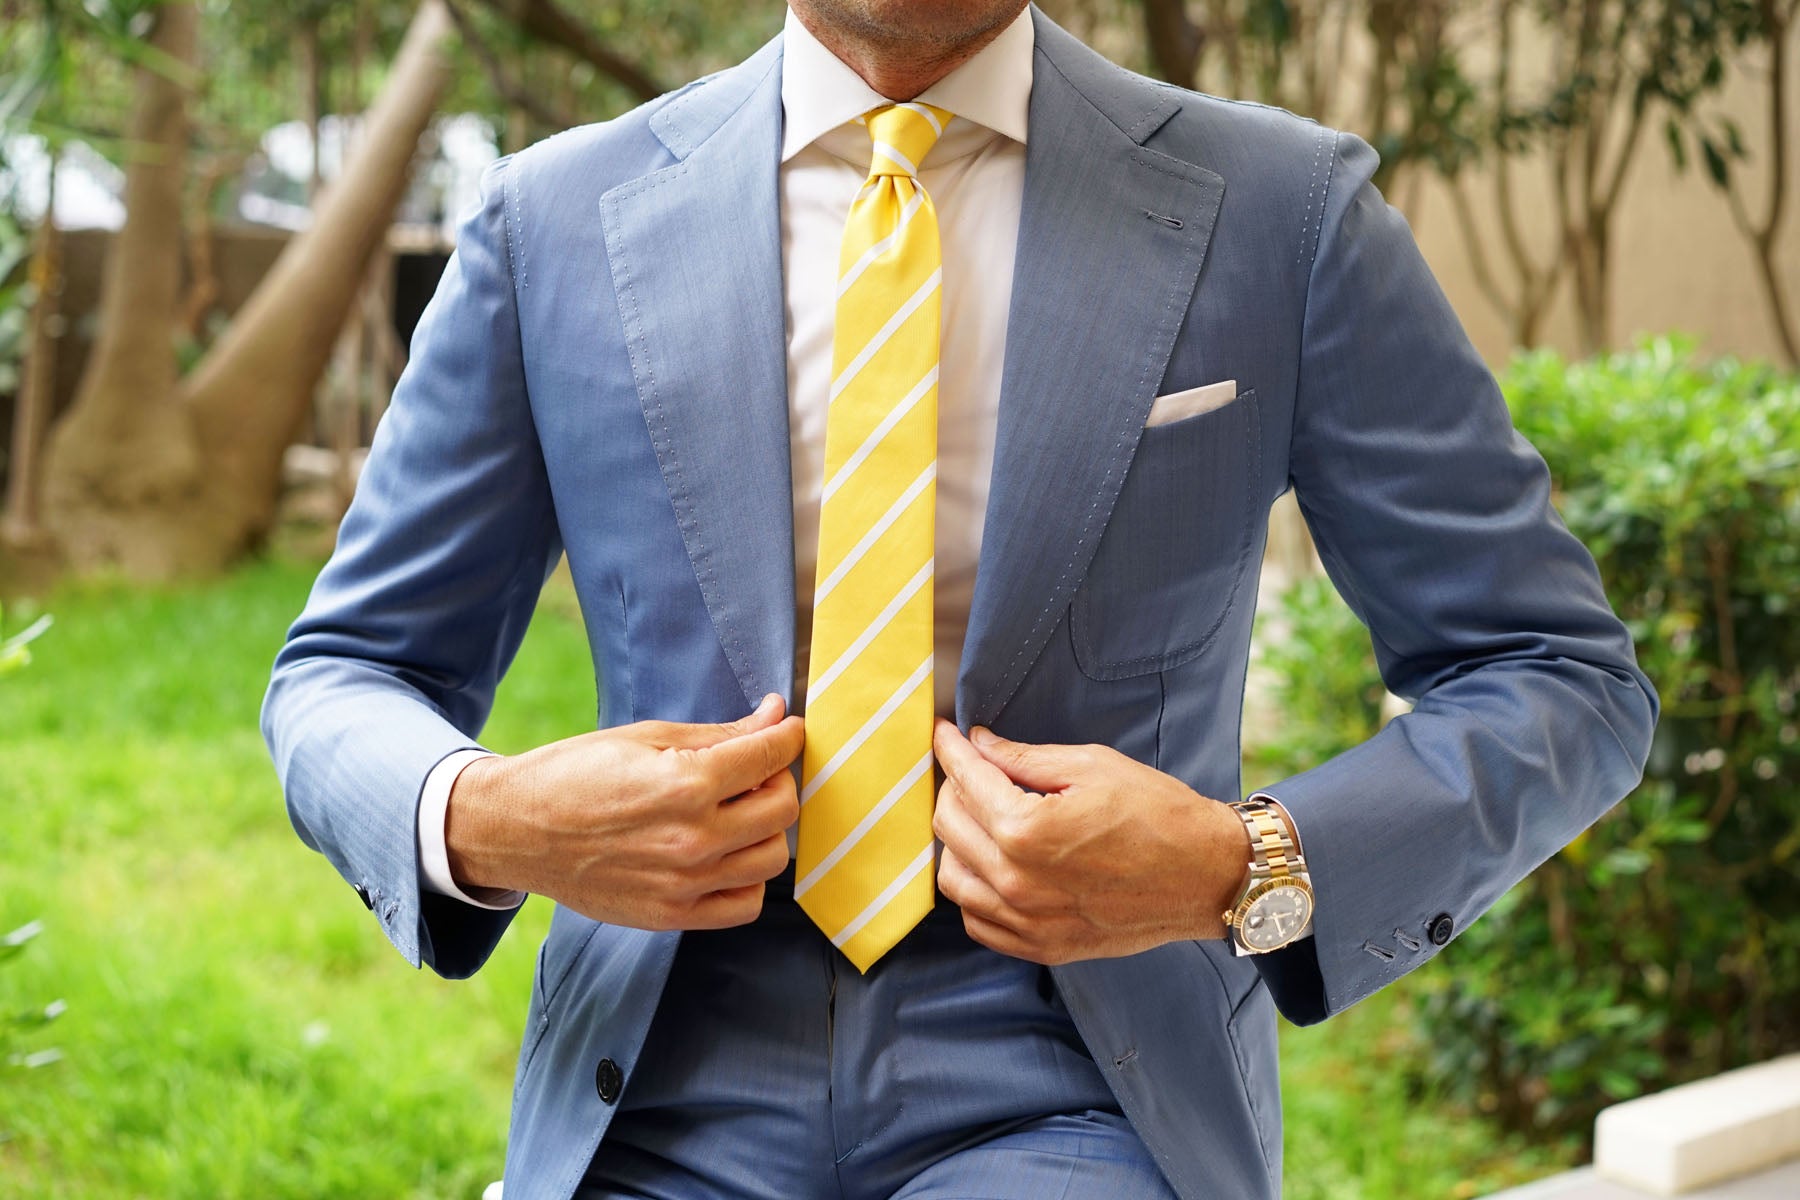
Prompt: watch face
<box><xmin>1241</xmin><ymin>884</ymin><xmax>1313</xmax><ymax>952</ymax></box>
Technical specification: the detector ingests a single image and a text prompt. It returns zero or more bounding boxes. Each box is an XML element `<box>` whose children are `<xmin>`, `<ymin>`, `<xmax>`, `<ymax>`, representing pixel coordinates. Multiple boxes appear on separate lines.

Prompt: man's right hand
<box><xmin>444</xmin><ymin>694</ymin><xmax>804</xmax><ymax>930</ymax></box>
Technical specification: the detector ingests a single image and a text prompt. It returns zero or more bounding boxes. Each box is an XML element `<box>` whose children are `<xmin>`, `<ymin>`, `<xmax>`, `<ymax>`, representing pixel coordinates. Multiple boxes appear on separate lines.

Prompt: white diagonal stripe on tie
<box><xmin>812</xmin><ymin>463</ymin><xmax>935</xmax><ymax>604</ymax></box>
<box><xmin>871</xmin><ymin>140</ymin><xmax>919</xmax><ymax>176</ymax></box>
<box><xmin>793</xmin><ymin>751</ymin><xmax>934</xmax><ymax>899</ymax></box>
<box><xmin>807</xmin><ymin>558</ymin><xmax>933</xmax><ymax>706</ymax></box>
<box><xmin>897</xmin><ymin>102</ymin><xmax>943</xmax><ymax>136</ymax></box>
<box><xmin>837</xmin><ymin>188</ymin><xmax>926</xmax><ymax>298</ymax></box>
<box><xmin>800</xmin><ymin>654</ymin><xmax>934</xmax><ymax>806</ymax></box>
<box><xmin>821</xmin><ymin>366</ymin><xmax>938</xmax><ymax>503</ymax></box>
<box><xmin>829</xmin><ymin>268</ymin><xmax>942</xmax><ymax>403</ymax></box>
<box><xmin>830</xmin><ymin>843</ymin><xmax>936</xmax><ymax>948</ymax></box>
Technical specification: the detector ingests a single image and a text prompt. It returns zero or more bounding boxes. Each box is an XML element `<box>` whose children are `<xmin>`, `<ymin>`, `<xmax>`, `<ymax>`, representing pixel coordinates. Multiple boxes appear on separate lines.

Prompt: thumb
<box><xmin>717</xmin><ymin>693</ymin><xmax>786</xmax><ymax>740</ymax></box>
<box><xmin>968</xmin><ymin>727</ymin><xmax>1086</xmax><ymax>793</ymax></box>
<box><xmin>643</xmin><ymin>694</ymin><xmax>786</xmax><ymax>750</ymax></box>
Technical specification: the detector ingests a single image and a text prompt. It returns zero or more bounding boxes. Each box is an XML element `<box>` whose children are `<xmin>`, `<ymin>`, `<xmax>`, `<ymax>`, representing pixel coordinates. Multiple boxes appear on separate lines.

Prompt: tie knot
<box><xmin>861</xmin><ymin>103</ymin><xmax>951</xmax><ymax>178</ymax></box>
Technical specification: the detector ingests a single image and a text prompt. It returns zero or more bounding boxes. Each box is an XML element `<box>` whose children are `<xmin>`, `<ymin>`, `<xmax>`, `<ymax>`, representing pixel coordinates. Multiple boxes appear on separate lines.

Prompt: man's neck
<box><xmin>787</xmin><ymin>1</ymin><xmax>1029</xmax><ymax>101</ymax></box>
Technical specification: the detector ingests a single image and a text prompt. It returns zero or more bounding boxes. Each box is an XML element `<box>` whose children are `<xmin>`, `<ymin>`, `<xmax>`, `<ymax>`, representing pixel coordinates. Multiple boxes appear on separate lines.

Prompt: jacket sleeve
<box><xmin>261</xmin><ymin>155</ymin><xmax>560</xmax><ymax>979</ymax></box>
<box><xmin>1251</xmin><ymin>132</ymin><xmax>1659</xmax><ymax>1023</ymax></box>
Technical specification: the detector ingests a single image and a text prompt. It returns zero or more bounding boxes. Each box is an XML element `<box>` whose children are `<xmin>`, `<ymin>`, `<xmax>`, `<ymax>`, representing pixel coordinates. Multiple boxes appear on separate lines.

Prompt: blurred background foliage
<box><xmin>0</xmin><ymin>0</ymin><xmax>1790</xmax><ymax>580</ymax></box>
<box><xmin>1257</xmin><ymin>337</ymin><xmax>1800</xmax><ymax>1142</ymax></box>
<box><xmin>1</xmin><ymin>0</ymin><xmax>788</xmax><ymax>178</ymax></box>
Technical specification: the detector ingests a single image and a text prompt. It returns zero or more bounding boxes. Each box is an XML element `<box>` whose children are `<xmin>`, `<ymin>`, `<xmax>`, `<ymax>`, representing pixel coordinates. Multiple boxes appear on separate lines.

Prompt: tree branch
<box><xmin>473</xmin><ymin>0</ymin><xmax>665</xmax><ymax>103</ymax></box>
<box><xmin>443</xmin><ymin>0</ymin><xmax>580</xmax><ymax>130</ymax></box>
<box><xmin>1447</xmin><ymin>175</ymin><xmax>1514</xmax><ymax>321</ymax></box>
<box><xmin>1755</xmin><ymin>0</ymin><xmax>1791</xmax><ymax>243</ymax></box>
<box><xmin>1491</xmin><ymin>2</ymin><xmax>1553</xmax><ymax>300</ymax></box>
<box><xmin>1598</xmin><ymin>84</ymin><xmax>1650</xmax><ymax>216</ymax></box>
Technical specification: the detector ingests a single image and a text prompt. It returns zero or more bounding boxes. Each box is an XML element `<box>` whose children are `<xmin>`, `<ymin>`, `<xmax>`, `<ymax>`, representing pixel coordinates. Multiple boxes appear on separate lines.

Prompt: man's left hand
<box><xmin>932</xmin><ymin>720</ymin><xmax>1251</xmax><ymax>965</ymax></box>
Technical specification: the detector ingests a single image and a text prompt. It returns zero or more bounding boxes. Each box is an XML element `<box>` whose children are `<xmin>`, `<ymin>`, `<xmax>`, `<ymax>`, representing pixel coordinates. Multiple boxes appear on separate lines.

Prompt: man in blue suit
<box><xmin>263</xmin><ymin>2</ymin><xmax>1658</xmax><ymax>1197</ymax></box>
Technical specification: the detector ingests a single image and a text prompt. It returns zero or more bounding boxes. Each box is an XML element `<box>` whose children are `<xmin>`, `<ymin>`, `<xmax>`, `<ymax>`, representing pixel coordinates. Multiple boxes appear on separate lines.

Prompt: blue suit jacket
<box><xmin>263</xmin><ymin>10</ymin><xmax>1657</xmax><ymax>1198</ymax></box>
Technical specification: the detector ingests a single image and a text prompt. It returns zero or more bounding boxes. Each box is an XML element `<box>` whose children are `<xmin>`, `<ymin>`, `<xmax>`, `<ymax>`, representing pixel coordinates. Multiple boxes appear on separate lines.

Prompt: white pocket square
<box><xmin>1146</xmin><ymin>379</ymin><xmax>1238</xmax><ymax>428</ymax></box>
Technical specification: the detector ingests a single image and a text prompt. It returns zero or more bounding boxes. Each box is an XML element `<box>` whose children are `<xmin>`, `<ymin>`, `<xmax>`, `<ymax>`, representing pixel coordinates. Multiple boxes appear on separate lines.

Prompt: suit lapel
<box><xmin>600</xmin><ymin>40</ymin><xmax>796</xmax><ymax>713</ymax></box>
<box><xmin>597</xmin><ymin>20</ymin><xmax>1223</xmax><ymax>726</ymax></box>
<box><xmin>957</xmin><ymin>12</ymin><xmax>1226</xmax><ymax>729</ymax></box>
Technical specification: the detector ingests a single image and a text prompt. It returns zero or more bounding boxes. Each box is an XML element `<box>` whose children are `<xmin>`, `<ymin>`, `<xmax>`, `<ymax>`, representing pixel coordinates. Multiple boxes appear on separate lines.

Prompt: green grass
<box><xmin>0</xmin><ymin>559</ymin><xmax>583</xmax><ymax>1199</ymax></box>
<box><xmin>1279</xmin><ymin>989</ymin><xmax>1576</xmax><ymax>1199</ymax></box>
<box><xmin>0</xmin><ymin>560</ymin><xmax>1575</xmax><ymax>1198</ymax></box>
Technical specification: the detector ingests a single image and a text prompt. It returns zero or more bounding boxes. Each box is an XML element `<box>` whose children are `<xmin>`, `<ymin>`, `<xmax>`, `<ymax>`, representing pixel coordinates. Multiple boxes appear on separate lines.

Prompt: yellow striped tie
<box><xmin>796</xmin><ymin>103</ymin><xmax>950</xmax><ymax>972</ymax></box>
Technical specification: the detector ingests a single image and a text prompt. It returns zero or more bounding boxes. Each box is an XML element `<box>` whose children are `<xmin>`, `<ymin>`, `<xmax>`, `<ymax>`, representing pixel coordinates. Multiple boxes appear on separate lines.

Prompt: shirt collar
<box><xmin>779</xmin><ymin>5</ymin><xmax>1034</xmax><ymax>164</ymax></box>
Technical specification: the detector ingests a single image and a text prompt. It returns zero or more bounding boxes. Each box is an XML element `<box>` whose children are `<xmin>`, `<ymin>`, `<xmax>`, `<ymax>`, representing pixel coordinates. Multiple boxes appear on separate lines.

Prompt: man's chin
<box><xmin>792</xmin><ymin>0</ymin><xmax>1028</xmax><ymax>54</ymax></box>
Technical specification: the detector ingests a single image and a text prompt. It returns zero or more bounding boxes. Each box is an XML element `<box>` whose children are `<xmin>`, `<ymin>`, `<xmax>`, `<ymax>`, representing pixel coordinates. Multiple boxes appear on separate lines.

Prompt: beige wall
<box><xmin>1044</xmin><ymin>1</ymin><xmax>1800</xmax><ymax>368</ymax></box>
<box><xmin>1380</xmin><ymin>37</ymin><xmax>1796</xmax><ymax>367</ymax></box>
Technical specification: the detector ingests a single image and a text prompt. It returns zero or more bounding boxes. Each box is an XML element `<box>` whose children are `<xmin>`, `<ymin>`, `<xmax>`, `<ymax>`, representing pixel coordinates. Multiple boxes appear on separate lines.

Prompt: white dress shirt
<box><xmin>419</xmin><ymin>6</ymin><xmax>1036</xmax><ymax>908</ymax></box>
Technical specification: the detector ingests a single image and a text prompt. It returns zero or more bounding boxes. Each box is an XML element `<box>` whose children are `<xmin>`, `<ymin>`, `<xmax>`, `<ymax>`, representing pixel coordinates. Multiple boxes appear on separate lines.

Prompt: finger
<box><xmin>960</xmin><ymin>909</ymin><xmax>1043</xmax><ymax>963</ymax></box>
<box><xmin>709</xmin><ymin>830</ymin><xmax>791</xmax><ymax>891</ymax></box>
<box><xmin>749</xmin><ymin>761</ymin><xmax>801</xmax><ymax>801</ymax></box>
<box><xmin>936</xmin><ymin>844</ymin><xmax>977</xmax><ymax>908</ymax></box>
<box><xmin>638</xmin><ymin>694</ymin><xmax>787</xmax><ymax>751</ymax></box>
<box><xmin>931</xmin><ymin>778</ymin><xmax>1006</xmax><ymax>878</ymax></box>
<box><xmin>699</xmin><ymin>714</ymin><xmax>807</xmax><ymax>796</ymax></box>
<box><xmin>967</xmin><ymin>726</ymin><xmax>1090</xmax><ymax>793</ymax></box>
<box><xmin>932</xmin><ymin>719</ymin><xmax>1022</xmax><ymax>828</ymax></box>
<box><xmin>684</xmin><ymin>882</ymin><xmax>766</xmax><ymax>929</ymax></box>
<box><xmin>715</xmin><ymin>778</ymin><xmax>801</xmax><ymax>851</ymax></box>
<box><xmin>937</xmin><ymin>844</ymin><xmax>1021</xmax><ymax>926</ymax></box>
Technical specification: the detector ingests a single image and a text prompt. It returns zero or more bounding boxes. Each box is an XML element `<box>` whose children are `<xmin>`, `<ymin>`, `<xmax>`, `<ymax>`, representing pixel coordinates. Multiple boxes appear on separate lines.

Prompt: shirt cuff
<box><xmin>419</xmin><ymin>748</ymin><xmax>527</xmax><ymax>911</ymax></box>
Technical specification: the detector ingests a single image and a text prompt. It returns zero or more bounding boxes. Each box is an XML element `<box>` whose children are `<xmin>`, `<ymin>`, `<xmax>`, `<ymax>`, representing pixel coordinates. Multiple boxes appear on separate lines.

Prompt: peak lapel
<box><xmin>957</xmin><ymin>15</ymin><xmax>1226</xmax><ymax>729</ymax></box>
<box><xmin>600</xmin><ymin>41</ymin><xmax>796</xmax><ymax>713</ymax></box>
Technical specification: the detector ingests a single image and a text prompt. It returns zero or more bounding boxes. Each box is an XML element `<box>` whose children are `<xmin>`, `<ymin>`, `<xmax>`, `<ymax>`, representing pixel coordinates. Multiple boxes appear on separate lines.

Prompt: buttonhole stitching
<box><xmin>1362</xmin><ymin>940</ymin><xmax>1396</xmax><ymax>962</ymax></box>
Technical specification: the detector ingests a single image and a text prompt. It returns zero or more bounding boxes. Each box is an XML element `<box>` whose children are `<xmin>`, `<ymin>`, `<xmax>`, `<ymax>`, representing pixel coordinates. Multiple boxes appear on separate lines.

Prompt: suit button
<box><xmin>354</xmin><ymin>884</ymin><xmax>374</xmax><ymax>910</ymax></box>
<box><xmin>1428</xmin><ymin>913</ymin><xmax>1455</xmax><ymax>946</ymax></box>
<box><xmin>595</xmin><ymin>1058</ymin><xmax>624</xmax><ymax>1105</ymax></box>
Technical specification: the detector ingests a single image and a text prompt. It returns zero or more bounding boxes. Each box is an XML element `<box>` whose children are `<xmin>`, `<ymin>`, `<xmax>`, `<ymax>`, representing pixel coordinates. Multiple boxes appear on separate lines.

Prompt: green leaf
<box><xmin>1665</xmin><ymin>118</ymin><xmax>1688</xmax><ymax>172</ymax></box>
<box><xmin>1600</xmin><ymin>1069</ymin><xmax>1643</xmax><ymax>1100</ymax></box>
<box><xmin>1701</xmin><ymin>137</ymin><xmax>1731</xmax><ymax>189</ymax></box>
<box><xmin>1</xmin><ymin>921</ymin><xmax>44</xmax><ymax>948</ymax></box>
<box><xmin>1722</xmin><ymin>118</ymin><xmax>1746</xmax><ymax>159</ymax></box>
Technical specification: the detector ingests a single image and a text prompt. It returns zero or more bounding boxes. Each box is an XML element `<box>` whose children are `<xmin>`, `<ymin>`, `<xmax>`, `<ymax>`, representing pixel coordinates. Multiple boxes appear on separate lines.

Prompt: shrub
<box><xmin>1262</xmin><ymin>337</ymin><xmax>1800</xmax><ymax>1138</ymax></box>
<box><xmin>1250</xmin><ymin>574</ymin><xmax>1385</xmax><ymax>783</ymax></box>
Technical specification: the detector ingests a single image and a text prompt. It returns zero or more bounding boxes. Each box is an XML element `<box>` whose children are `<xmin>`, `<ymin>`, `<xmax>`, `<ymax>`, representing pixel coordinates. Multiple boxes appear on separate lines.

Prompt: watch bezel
<box><xmin>1227</xmin><ymin>874</ymin><xmax>1315</xmax><ymax>954</ymax></box>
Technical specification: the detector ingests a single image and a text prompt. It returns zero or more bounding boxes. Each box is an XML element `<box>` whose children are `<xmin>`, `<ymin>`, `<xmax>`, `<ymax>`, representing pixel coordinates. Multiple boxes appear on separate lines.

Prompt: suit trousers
<box><xmin>576</xmin><ymin>873</ymin><xmax>1181</xmax><ymax>1200</ymax></box>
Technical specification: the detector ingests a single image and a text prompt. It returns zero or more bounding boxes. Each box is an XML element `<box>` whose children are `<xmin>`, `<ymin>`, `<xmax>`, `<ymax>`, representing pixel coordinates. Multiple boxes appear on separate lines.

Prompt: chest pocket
<box><xmin>1068</xmin><ymin>389</ymin><xmax>1262</xmax><ymax>680</ymax></box>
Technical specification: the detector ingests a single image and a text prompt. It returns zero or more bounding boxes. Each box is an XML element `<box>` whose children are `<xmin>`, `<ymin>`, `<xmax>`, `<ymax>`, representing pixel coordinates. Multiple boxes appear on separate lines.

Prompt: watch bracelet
<box><xmin>1229</xmin><ymin>797</ymin><xmax>1304</xmax><ymax>877</ymax></box>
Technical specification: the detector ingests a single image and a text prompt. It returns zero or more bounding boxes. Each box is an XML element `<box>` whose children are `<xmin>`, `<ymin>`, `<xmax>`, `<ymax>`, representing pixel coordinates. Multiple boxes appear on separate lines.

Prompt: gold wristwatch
<box><xmin>1222</xmin><ymin>796</ymin><xmax>1314</xmax><ymax>956</ymax></box>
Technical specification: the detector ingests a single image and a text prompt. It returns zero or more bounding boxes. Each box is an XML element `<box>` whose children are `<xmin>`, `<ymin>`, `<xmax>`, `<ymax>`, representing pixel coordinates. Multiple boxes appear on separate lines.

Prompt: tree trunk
<box><xmin>1740</xmin><ymin>0</ymin><xmax>1799</xmax><ymax>367</ymax></box>
<box><xmin>1516</xmin><ymin>282</ymin><xmax>1553</xmax><ymax>349</ymax></box>
<box><xmin>1573</xmin><ymin>210</ymin><xmax>1612</xmax><ymax>356</ymax></box>
<box><xmin>37</xmin><ymin>0</ymin><xmax>457</xmax><ymax>579</ymax></box>
<box><xmin>302</xmin><ymin>19</ymin><xmax>324</xmax><ymax>202</ymax></box>
<box><xmin>37</xmin><ymin>2</ymin><xmax>200</xmax><ymax>576</ymax></box>
<box><xmin>3</xmin><ymin>152</ymin><xmax>63</xmax><ymax>548</ymax></box>
<box><xmin>178</xmin><ymin>0</ymin><xmax>456</xmax><ymax>563</ymax></box>
<box><xmin>1141</xmin><ymin>0</ymin><xmax>1203</xmax><ymax>88</ymax></box>
<box><xmin>181</xmin><ymin>153</ymin><xmax>240</xmax><ymax>340</ymax></box>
